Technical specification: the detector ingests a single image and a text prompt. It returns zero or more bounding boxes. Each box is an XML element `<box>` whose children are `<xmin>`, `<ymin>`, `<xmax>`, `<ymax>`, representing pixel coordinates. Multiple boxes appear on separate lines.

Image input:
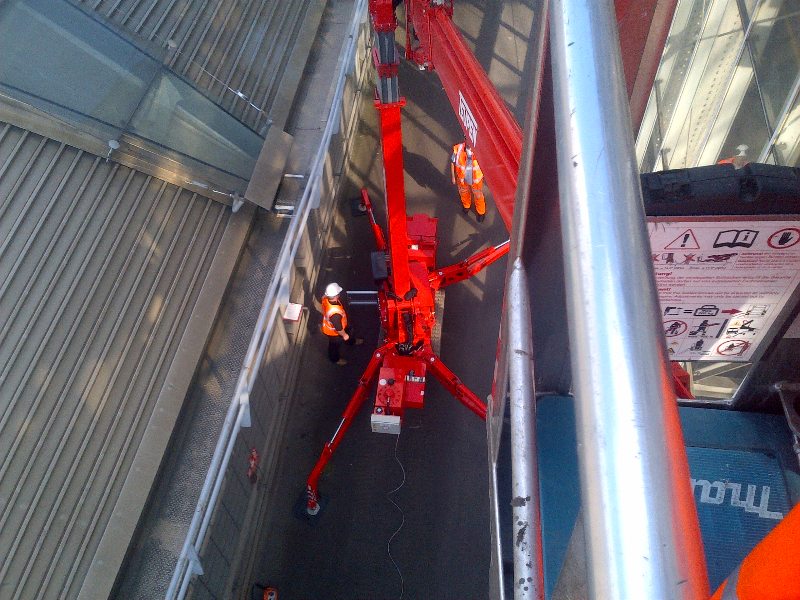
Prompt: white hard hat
<box><xmin>736</xmin><ymin>144</ymin><xmax>749</xmax><ymax>155</ymax></box>
<box><xmin>325</xmin><ymin>282</ymin><xmax>343</xmax><ymax>298</ymax></box>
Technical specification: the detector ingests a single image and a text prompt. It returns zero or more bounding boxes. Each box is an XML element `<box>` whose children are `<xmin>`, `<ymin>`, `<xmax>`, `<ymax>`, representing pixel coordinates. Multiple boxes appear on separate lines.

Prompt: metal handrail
<box><xmin>488</xmin><ymin>1</ymin><xmax>548</xmax><ymax>598</ymax></box>
<box><xmin>550</xmin><ymin>0</ymin><xmax>709</xmax><ymax>598</ymax></box>
<box><xmin>506</xmin><ymin>260</ymin><xmax>544</xmax><ymax>600</ymax></box>
<box><xmin>486</xmin><ymin>0</ymin><xmax>550</xmax><ymax>600</ymax></box>
<box><xmin>166</xmin><ymin>2</ymin><xmax>368</xmax><ymax>597</ymax></box>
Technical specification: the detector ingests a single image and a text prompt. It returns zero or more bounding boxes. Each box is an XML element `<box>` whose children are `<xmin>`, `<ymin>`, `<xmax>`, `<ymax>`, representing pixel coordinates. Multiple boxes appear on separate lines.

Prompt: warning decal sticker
<box><xmin>768</xmin><ymin>228</ymin><xmax>800</xmax><ymax>249</ymax></box>
<box><xmin>649</xmin><ymin>219</ymin><xmax>800</xmax><ymax>362</ymax></box>
<box><xmin>665</xmin><ymin>229</ymin><xmax>700</xmax><ymax>250</ymax></box>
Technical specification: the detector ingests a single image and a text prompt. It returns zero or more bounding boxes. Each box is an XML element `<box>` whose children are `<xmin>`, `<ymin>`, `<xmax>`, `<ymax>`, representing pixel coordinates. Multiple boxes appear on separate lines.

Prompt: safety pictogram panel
<box><xmin>649</xmin><ymin>218</ymin><xmax>800</xmax><ymax>362</ymax></box>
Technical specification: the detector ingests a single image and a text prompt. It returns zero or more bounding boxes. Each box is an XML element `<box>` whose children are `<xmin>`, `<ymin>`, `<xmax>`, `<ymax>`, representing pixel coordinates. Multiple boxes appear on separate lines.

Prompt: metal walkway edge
<box><xmin>112</xmin><ymin>2</ymin><xmax>370</xmax><ymax>599</ymax></box>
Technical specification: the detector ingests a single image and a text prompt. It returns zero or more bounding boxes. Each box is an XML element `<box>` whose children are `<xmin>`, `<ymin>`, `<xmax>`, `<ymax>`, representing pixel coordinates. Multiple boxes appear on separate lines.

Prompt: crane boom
<box><xmin>402</xmin><ymin>0</ymin><xmax>522</xmax><ymax>230</ymax></box>
<box><xmin>302</xmin><ymin>0</ymin><xmax>513</xmax><ymax>519</ymax></box>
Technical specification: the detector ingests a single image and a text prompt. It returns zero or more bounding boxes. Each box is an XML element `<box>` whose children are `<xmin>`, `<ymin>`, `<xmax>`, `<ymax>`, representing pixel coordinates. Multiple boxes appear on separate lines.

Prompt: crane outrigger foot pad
<box><xmin>293</xmin><ymin>492</ymin><xmax>328</xmax><ymax>525</ymax></box>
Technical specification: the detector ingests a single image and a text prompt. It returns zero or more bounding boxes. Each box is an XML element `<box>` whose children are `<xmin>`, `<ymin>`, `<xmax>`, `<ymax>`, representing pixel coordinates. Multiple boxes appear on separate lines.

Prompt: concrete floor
<box><xmin>252</xmin><ymin>50</ymin><xmax>510</xmax><ymax>600</ymax></box>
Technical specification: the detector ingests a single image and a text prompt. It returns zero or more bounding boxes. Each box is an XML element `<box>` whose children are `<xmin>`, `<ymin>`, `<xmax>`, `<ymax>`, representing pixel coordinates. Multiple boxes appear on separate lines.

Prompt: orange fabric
<box><xmin>717</xmin><ymin>156</ymin><xmax>749</xmax><ymax>168</ymax></box>
<box><xmin>457</xmin><ymin>180</ymin><xmax>485</xmax><ymax>214</ymax></box>
<box><xmin>453</xmin><ymin>143</ymin><xmax>485</xmax><ymax>214</ymax></box>
<box><xmin>452</xmin><ymin>143</ymin><xmax>483</xmax><ymax>184</ymax></box>
<box><xmin>710</xmin><ymin>502</ymin><xmax>800</xmax><ymax>600</ymax></box>
<box><xmin>671</xmin><ymin>361</ymin><xmax>694</xmax><ymax>399</ymax></box>
<box><xmin>321</xmin><ymin>296</ymin><xmax>347</xmax><ymax>337</ymax></box>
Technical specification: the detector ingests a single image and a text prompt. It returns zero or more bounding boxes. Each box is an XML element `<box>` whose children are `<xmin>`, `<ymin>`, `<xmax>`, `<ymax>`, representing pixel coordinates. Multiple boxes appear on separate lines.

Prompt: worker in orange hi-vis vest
<box><xmin>710</xmin><ymin>501</ymin><xmax>800</xmax><ymax>600</ymax></box>
<box><xmin>321</xmin><ymin>282</ymin><xmax>362</xmax><ymax>365</ymax></box>
<box><xmin>451</xmin><ymin>140</ymin><xmax>486</xmax><ymax>222</ymax></box>
<box><xmin>717</xmin><ymin>144</ymin><xmax>750</xmax><ymax>169</ymax></box>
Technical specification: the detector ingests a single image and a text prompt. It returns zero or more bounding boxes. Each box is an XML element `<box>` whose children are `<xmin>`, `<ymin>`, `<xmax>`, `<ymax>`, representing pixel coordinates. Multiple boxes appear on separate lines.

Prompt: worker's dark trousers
<box><xmin>327</xmin><ymin>327</ymin><xmax>356</xmax><ymax>362</ymax></box>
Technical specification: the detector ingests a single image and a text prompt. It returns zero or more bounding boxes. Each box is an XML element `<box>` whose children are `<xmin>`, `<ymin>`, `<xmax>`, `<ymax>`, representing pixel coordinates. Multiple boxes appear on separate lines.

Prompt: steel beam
<box><xmin>615</xmin><ymin>0</ymin><xmax>678</xmax><ymax>133</ymax></box>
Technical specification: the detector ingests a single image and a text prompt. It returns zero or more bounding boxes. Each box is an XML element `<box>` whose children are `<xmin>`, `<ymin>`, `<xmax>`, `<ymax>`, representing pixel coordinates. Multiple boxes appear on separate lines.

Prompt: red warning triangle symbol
<box><xmin>665</xmin><ymin>229</ymin><xmax>700</xmax><ymax>250</ymax></box>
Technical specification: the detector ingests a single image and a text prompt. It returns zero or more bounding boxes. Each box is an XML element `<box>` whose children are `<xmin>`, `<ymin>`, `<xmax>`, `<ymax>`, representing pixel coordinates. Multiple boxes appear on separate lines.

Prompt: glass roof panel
<box><xmin>771</xmin><ymin>85</ymin><xmax>800</xmax><ymax>166</ymax></box>
<box><xmin>0</xmin><ymin>0</ymin><xmax>157</xmax><ymax>130</ymax></box>
<box><xmin>660</xmin><ymin>0</ymin><xmax>744</xmax><ymax>170</ymax></box>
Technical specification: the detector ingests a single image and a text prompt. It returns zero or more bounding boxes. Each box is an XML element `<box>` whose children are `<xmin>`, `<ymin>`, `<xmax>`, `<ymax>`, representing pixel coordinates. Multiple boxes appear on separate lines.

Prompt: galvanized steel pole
<box><xmin>507</xmin><ymin>261</ymin><xmax>544</xmax><ymax>600</ymax></box>
<box><xmin>549</xmin><ymin>0</ymin><xmax>710</xmax><ymax>598</ymax></box>
<box><xmin>488</xmin><ymin>1</ymin><xmax>549</xmax><ymax>597</ymax></box>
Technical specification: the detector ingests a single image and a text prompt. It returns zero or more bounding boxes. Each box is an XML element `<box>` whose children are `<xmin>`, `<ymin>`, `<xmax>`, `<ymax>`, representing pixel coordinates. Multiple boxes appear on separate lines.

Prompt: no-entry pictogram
<box><xmin>716</xmin><ymin>339</ymin><xmax>750</xmax><ymax>356</ymax></box>
<box><xmin>664</xmin><ymin>320</ymin><xmax>687</xmax><ymax>337</ymax></box>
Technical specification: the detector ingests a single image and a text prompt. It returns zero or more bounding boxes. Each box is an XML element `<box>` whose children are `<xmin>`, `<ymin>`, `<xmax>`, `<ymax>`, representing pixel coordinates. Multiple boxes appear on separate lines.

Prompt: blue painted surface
<box><xmin>536</xmin><ymin>397</ymin><xmax>798</xmax><ymax>599</ymax></box>
<box><xmin>536</xmin><ymin>397</ymin><xmax>581</xmax><ymax>600</ymax></box>
<box><xmin>687</xmin><ymin>446</ymin><xmax>791</xmax><ymax>589</ymax></box>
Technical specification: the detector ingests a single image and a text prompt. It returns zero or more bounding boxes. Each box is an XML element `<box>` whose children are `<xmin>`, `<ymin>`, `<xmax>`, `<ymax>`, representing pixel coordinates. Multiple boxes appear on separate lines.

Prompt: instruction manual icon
<box><xmin>713</xmin><ymin>229</ymin><xmax>758</xmax><ymax>248</ymax></box>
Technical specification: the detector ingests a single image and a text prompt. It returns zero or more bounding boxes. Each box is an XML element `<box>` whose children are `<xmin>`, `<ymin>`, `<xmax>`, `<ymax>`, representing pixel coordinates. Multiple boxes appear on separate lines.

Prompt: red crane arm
<box><xmin>428</xmin><ymin>239</ymin><xmax>510</xmax><ymax>290</ymax></box>
<box><xmin>380</xmin><ymin>0</ymin><xmax>674</xmax><ymax>231</ymax></box>
<box><xmin>404</xmin><ymin>0</ymin><xmax>521</xmax><ymax>231</ymax></box>
<box><xmin>376</xmin><ymin>97</ymin><xmax>412</xmax><ymax>296</ymax></box>
<box><xmin>359</xmin><ymin>189</ymin><xmax>387</xmax><ymax>252</ymax></box>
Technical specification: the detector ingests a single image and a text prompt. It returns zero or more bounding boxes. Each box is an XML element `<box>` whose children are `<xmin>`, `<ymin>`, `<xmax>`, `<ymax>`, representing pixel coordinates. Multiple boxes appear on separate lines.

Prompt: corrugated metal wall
<box><xmin>0</xmin><ymin>121</ymin><xmax>234</xmax><ymax>600</ymax></box>
<box><xmin>0</xmin><ymin>0</ymin><xmax>367</xmax><ymax>597</ymax></box>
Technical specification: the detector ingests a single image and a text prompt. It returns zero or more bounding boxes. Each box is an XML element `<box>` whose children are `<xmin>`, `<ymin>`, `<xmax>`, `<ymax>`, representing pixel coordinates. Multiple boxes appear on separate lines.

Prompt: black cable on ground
<box><xmin>387</xmin><ymin>432</ymin><xmax>406</xmax><ymax>600</ymax></box>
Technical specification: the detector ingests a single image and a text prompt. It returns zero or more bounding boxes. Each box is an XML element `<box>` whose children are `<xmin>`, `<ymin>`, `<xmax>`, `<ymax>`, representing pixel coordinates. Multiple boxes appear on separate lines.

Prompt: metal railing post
<box><xmin>506</xmin><ymin>260</ymin><xmax>544</xmax><ymax>600</ymax></box>
<box><xmin>549</xmin><ymin>0</ymin><xmax>710</xmax><ymax>597</ymax></box>
<box><xmin>488</xmin><ymin>2</ymin><xmax>549</xmax><ymax>598</ymax></box>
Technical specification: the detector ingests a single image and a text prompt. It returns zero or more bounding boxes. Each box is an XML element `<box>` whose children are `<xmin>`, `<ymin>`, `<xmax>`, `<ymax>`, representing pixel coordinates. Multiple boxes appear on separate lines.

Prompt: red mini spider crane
<box><xmin>301</xmin><ymin>0</ymin><xmax>519</xmax><ymax>518</ymax></box>
<box><xmin>301</xmin><ymin>0</ymin><xmax>692</xmax><ymax>519</ymax></box>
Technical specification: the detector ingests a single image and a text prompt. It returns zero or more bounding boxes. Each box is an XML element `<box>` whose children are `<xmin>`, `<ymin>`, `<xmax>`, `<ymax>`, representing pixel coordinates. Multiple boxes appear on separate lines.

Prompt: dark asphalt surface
<box><xmin>254</xmin><ymin>64</ymin><xmax>507</xmax><ymax>600</ymax></box>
